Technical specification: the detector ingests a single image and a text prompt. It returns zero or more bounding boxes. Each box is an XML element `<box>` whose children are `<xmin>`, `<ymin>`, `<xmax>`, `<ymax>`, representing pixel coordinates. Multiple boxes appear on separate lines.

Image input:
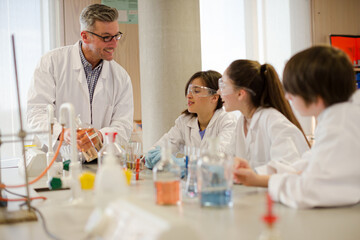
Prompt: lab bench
<box><xmin>1</xmin><ymin>163</ymin><xmax>360</xmax><ymax>240</ymax></box>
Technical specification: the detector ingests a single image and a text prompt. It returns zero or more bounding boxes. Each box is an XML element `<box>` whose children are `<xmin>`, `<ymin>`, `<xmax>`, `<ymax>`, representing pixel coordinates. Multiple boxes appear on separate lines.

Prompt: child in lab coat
<box><xmin>233</xmin><ymin>46</ymin><xmax>360</xmax><ymax>208</ymax></box>
<box><xmin>219</xmin><ymin>60</ymin><xmax>310</xmax><ymax>173</ymax></box>
<box><xmin>145</xmin><ymin>70</ymin><xmax>237</xmax><ymax>169</ymax></box>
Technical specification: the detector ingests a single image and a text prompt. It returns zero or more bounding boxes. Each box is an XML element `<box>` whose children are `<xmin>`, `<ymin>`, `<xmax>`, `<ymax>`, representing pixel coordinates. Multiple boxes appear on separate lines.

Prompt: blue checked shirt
<box><xmin>79</xmin><ymin>41</ymin><xmax>103</xmax><ymax>107</ymax></box>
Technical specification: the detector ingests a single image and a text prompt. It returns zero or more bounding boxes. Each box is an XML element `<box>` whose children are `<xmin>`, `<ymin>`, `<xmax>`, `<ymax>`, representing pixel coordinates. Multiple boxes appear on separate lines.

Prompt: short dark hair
<box><xmin>182</xmin><ymin>70</ymin><xmax>222</xmax><ymax>117</ymax></box>
<box><xmin>80</xmin><ymin>4</ymin><xmax>118</xmax><ymax>31</ymax></box>
<box><xmin>283</xmin><ymin>46</ymin><xmax>356</xmax><ymax>106</ymax></box>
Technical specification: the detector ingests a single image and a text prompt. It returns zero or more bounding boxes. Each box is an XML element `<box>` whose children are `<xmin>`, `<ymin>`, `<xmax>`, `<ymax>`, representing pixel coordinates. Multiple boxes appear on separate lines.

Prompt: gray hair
<box><xmin>80</xmin><ymin>4</ymin><xmax>118</xmax><ymax>31</ymax></box>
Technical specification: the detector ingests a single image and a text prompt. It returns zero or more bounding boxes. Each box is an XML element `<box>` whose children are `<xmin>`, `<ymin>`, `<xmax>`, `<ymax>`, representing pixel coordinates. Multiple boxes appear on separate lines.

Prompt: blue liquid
<box><xmin>200</xmin><ymin>189</ymin><xmax>232</xmax><ymax>207</ymax></box>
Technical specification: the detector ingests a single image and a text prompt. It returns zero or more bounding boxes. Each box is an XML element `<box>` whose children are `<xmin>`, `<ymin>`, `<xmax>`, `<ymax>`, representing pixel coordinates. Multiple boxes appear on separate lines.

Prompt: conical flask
<box><xmin>153</xmin><ymin>143</ymin><xmax>181</xmax><ymax>205</ymax></box>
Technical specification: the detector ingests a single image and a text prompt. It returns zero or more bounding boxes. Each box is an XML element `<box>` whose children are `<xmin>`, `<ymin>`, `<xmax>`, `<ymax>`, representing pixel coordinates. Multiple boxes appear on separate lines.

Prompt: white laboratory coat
<box><xmin>27</xmin><ymin>41</ymin><xmax>134</xmax><ymax>146</ymax></box>
<box><xmin>152</xmin><ymin>108</ymin><xmax>238</xmax><ymax>154</ymax></box>
<box><xmin>228</xmin><ymin>107</ymin><xmax>309</xmax><ymax>173</ymax></box>
<box><xmin>269</xmin><ymin>91</ymin><xmax>360</xmax><ymax>208</ymax></box>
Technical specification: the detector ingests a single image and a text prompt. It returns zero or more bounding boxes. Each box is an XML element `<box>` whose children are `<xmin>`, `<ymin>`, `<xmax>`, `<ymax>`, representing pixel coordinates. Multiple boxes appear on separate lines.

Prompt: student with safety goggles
<box><xmin>145</xmin><ymin>70</ymin><xmax>237</xmax><ymax>169</ymax></box>
<box><xmin>218</xmin><ymin>60</ymin><xmax>310</xmax><ymax>175</ymax></box>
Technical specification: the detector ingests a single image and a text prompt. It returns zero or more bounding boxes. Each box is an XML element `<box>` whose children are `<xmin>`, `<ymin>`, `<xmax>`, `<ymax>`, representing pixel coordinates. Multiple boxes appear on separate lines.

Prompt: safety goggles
<box><xmin>187</xmin><ymin>84</ymin><xmax>217</xmax><ymax>97</ymax></box>
<box><xmin>218</xmin><ymin>78</ymin><xmax>256</xmax><ymax>96</ymax></box>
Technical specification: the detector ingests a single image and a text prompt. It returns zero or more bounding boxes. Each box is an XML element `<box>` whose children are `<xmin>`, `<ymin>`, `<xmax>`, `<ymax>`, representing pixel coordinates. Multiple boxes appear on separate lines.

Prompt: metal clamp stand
<box><xmin>0</xmin><ymin>35</ymin><xmax>41</xmax><ymax>224</ymax></box>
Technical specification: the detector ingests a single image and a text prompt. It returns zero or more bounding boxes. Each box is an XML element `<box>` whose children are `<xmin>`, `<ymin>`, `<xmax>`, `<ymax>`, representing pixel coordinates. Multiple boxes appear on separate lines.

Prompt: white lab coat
<box><xmin>228</xmin><ymin>107</ymin><xmax>309</xmax><ymax>173</ymax></box>
<box><xmin>269</xmin><ymin>91</ymin><xmax>360</xmax><ymax>208</ymax></box>
<box><xmin>152</xmin><ymin>108</ymin><xmax>238</xmax><ymax>154</ymax></box>
<box><xmin>27</xmin><ymin>41</ymin><xmax>134</xmax><ymax>146</ymax></box>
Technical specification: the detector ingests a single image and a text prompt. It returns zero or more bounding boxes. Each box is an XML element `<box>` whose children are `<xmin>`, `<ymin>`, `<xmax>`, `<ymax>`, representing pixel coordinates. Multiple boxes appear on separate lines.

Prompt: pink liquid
<box><xmin>154</xmin><ymin>180</ymin><xmax>181</xmax><ymax>205</ymax></box>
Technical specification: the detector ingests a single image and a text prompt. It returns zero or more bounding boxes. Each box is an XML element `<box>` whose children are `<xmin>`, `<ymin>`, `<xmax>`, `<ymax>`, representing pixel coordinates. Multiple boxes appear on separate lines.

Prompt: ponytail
<box><xmin>227</xmin><ymin>60</ymin><xmax>310</xmax><ymax>147</ymax></box>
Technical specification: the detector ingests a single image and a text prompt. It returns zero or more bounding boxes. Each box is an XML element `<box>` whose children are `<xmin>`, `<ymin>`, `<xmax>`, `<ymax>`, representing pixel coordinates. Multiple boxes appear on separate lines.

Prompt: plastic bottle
<box><xmin>98</xmin><ymin>132</ymin><xmax>126</xmax><ymax>169</ymax></box>
<box><xmin>197</xmin><ymin>137</ymin><xmax>233</xmax><ymax>207</ymax></box>
<box><xmin>94</xmin><ymin>150</ymin><xmax>128</xmax><ymax>209</ymax></box>
<box><xmin>153</xmin><ymin>143</ymin><xmax>181</xmax><ymax>205</ymax></box>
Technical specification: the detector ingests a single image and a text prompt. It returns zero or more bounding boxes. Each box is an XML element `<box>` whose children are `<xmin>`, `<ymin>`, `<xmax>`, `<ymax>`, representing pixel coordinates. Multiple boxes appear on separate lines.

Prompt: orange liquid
<box><xmin>77</xmin><ymin>128</ymin><xmax>103</xmax><ymax>162</ymax></box>
<box><xmin>154</xmin><ymin>180</ymin><xmax>181</xmax><ymax>205</ymax></box>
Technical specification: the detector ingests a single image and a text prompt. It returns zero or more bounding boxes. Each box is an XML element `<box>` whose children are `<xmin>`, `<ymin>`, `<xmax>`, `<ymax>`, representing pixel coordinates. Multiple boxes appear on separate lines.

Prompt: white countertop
<box><xmin>1</xmin><ymin>166</ymin><xmax>360</xmax><ymax>240</ymax></box>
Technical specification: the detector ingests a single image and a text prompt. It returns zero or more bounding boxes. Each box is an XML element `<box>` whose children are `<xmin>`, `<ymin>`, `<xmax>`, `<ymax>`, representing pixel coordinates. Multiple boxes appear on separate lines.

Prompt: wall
<box><xmin>312</xmin><ymin>0</ymin><xmax>360</xmax><ymax>45</ymax></box>
<box><xmin>138</xmin><ymin>0</ymin><xmax>202</xmax><ymax>151</ymax></box>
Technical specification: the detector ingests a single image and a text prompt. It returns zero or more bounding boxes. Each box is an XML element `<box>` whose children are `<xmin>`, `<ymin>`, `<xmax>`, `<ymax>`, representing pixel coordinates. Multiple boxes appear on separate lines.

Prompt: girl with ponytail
<box><xmin>219</xmin><ymin>60</ymin><xmax>310</xmax><ymax>174</ymax></box>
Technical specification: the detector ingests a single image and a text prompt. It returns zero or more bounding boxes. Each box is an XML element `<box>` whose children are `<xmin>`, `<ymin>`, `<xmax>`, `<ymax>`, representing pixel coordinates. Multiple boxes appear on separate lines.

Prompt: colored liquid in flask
<box><xmin>154</xmin><ymin>180</ymin><xmax>181</xmax><ymax>205</ymax></box>
<box><xmin>200</xmin><ymin>189</ymin><xmax>232</xmax><ymax>207</ymax></box>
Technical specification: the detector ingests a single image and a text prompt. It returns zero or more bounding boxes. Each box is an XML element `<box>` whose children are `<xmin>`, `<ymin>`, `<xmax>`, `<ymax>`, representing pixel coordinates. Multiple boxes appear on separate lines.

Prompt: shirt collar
<box><xmin>79</xmin><ymin>41</ymin><xmax>103</xmax><ymax>70</ymax></box>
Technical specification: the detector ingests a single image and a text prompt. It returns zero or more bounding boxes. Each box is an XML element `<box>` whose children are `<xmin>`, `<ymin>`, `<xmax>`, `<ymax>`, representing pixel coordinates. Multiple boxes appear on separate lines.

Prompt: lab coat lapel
<box><xmin>77</xmin><ymin>69</ymin><xmax>90</xmax><ymax>102</ymax></box>
<box><xmin>243</xmin><ymin>116</ymin><xmax>252</xmax><ymax>158</ymax></box>
<box><xmin>187</xmin><ymin>117</ymin><xmax>201</xmax><ymax>147</ymax></box>
<box><xmin>72</xmin><ymin>42</ymin><xmax>90</xmax><ymax>103</ymax></box>
<box><xmin>245</xmin><ymin>108</ymin><xmax>261</xmax><ymax>159</ymax></box>
<box><xmin>93</xmin><ymin>61</ymin><xmax>107</xmax><ymax>98</ymax></box>
<box><xmin>206</xmin><ymin>109</ymin><xmax>221</xmax><ymax>130</ymax></box>
<box><xmin>201</xmin><ymin>108</ymin><xmax>221</xmax><ymax>143</ymax></box>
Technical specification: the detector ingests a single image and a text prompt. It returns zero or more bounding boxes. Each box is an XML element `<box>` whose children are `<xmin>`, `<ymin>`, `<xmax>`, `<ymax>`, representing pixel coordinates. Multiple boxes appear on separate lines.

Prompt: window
<box><xmin>199</xmin><ymin>0</ymin><xmax>314</xmax><ymax>135</ymax></box>
<box><xmin>0</xmin><ymin>0</ymin><xmax>55</xmax><ymax>160</ymax></box>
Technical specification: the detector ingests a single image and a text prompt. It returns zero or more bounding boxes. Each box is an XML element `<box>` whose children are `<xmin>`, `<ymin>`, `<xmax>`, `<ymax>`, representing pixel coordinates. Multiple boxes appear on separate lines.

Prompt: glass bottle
<box><xmin>197</xmin><ymin>137</ymin><xmax>233</xmax><ymax>207</ymax></box>
<box><xmin>98</xmin><ymin>132</ymin><xmax>126</xmax><ymax>168</ymax></box>
<box><xmin>153</xmin><ymin>143</ymin><xmax>181</xmax><ymax>205</ymax></box>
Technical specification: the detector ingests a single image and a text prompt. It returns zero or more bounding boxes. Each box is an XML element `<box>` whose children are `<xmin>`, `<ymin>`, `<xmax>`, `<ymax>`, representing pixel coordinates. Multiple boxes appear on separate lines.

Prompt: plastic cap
<box><xmin>105</xmin><ymin>132</ymin><xmax>118</xmax><ymax>143</ymax></box>
<box><xmin>63</xmin><ymin>159</ymin><xmax>71</xmax><ymax>171</ymax></box>
<box><xmin>79</xmin><ymin>171</ymin><xmax>96</xmax><ymax>190</ymax></box>
<box><xmin>49</xmin><ymin>177</ymin><xmax>62</xmax><ymax>190</ymax></box>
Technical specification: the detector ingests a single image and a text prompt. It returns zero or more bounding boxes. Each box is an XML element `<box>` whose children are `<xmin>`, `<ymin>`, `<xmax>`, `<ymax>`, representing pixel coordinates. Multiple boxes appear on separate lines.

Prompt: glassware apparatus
<box><xmin>197</xmin><ymin>138</ymin><xmax>233</xmax><ymax>207</ymax></box>
<box><xmin>153</xmin><ymin>143</ymin><xmax>181</xmax><ymax>205</ymax></box>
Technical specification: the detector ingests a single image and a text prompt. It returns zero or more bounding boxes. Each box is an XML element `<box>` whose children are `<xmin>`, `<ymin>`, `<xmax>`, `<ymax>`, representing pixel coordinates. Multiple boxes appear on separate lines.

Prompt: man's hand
<box><xmin>76</xmin><ymin>128</ymin><xmax>103</xmax><ymax>151</ymax></box>
<box><xmin>233</xmin><ymin>157</ymin><xmax>270</xmax><ymax>187</ymax></box>
<box><xmin>63</xmin><ymin>128</ymin><xmax>72</xmax><ymax>144</ymax></box>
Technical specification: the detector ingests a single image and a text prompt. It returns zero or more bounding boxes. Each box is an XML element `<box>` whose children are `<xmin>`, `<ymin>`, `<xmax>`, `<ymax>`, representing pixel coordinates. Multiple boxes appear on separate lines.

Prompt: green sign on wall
<box><xmin>102</xmin><ymin>0</ymin><xmax>138</xmax><ymax>24</ymax></box>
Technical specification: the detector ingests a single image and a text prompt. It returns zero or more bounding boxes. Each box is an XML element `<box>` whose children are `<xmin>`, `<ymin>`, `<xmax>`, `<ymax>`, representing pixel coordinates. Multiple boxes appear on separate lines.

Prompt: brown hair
<box><xmin>182</xmin><ymin>70</ymin><xmax>222</xmax><ymax>118</ymax></box>
<box><xmin>227</xmin><ymin>60</ymin><xmax>309</xmax><ymax>146</ymax></box>
<box><xmin>80</xmin><ymin>4</ymin><xmax>118</xmax><ymax>31</ymax></box>
<box><xmin>283</xmin><ymin>46</ymin><xmax>356</xmax><ymax>106</ymax></box>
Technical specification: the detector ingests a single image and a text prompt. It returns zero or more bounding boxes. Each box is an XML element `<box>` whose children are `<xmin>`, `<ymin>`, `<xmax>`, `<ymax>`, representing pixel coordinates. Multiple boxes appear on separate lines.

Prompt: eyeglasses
<box><xmin>218</xmin><ymin>78</ymin><xmax>256</xmax><ymax>96</ymax></box>
<box><xmin>187</xmin><ymin>84</ymin><xmax>217</xmax><ymax>97</ymax></box>
<box><xmin>86</xmin><ymin>31</ymin><xmax>123</xmax><ymax>42</ymax></box>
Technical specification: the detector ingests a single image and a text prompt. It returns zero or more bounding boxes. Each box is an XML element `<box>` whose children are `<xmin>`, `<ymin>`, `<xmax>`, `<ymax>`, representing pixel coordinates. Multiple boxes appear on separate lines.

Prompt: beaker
<box><xmin>77</xmin><ymin>125</ymin><xmax>103</xmax><ymax>162</ymax></box>
<box><xmin>197</xmin><ymin>138</ymin><xmax>233</xmax><ymax>207</ymax></box>
<box><xmin>126</xmin><ymin>142</ymin><xmax>143</xmax><ymax>172</ymax></box>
